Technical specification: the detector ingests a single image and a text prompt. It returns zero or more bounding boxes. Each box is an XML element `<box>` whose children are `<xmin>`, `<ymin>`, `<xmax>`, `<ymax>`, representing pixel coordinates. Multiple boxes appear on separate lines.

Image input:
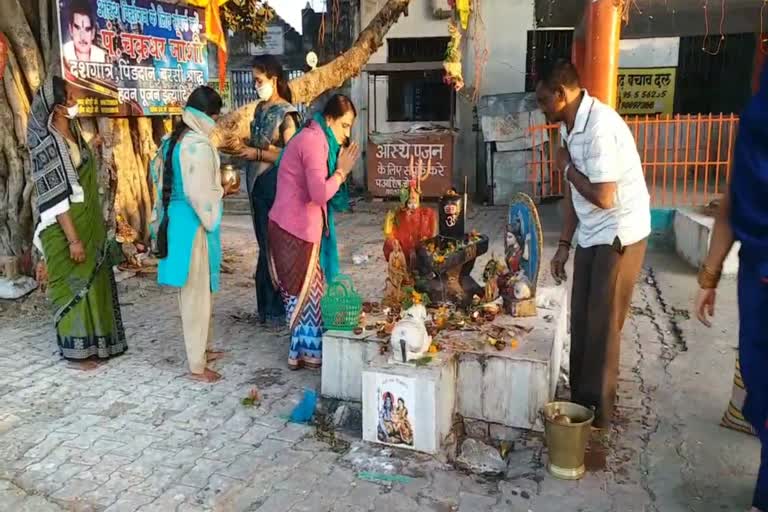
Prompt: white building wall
<box><xmin>353</xmin><ymin>0</ymin><xmax>536</xmax><ymax>194</ymax></box>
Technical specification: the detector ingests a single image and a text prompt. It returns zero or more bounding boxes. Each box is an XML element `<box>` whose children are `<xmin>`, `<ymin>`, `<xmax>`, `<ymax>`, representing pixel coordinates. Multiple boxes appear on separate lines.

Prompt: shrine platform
<box><xmin>321</xmin><ymin>285</ymin><xmax>569</xmax><ymax>455</ymax></box>
<box><xmin>454</xmin><ymin>286</ymin><xmax>568</xmax><ymax>433</ymax></box>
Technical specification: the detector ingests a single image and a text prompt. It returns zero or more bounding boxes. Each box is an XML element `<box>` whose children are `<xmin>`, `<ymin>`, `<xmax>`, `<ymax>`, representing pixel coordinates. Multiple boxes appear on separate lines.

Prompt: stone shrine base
<box><xmin>457</xmin><ymin>286</ymin><xmax>568</xmax><ymax>432</ymax></box>
<box><xmin>321</xmin><ymin>286</ymin><xmax>569</xmax><ymax>455</ymax></box>
<box><xmin>321</xmin><ymin>328</ymin><xmax>381</xmax><ymax>403</ymax></box>
<box><xmin>674</xmin><ymin>207</ymin><xmax>740</xmax><ymax>274</ymax></box>
<box><xmin>362</xmin><ymin>352</ymin><xmax>457</xmax><ymax>455</ymax></box>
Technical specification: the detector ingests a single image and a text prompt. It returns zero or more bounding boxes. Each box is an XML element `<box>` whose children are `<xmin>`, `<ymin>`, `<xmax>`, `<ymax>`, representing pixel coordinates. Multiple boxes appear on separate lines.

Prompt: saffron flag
<box><xmin>187</xmin><ymin>0</ymin><xmax>229</xmax><ymax>92</ymax></box>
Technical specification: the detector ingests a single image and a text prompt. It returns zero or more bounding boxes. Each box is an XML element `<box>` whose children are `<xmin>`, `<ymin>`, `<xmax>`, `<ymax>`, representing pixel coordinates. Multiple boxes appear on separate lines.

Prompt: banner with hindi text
<box><xmin>56</xmin><ymin>0</ymin><xmax>209</xmax><ymax>116</ymax></box>
<box><xmin>617</xmin><ymin>67</ymin><xmax>676</xmax><ymax>115</ymax></box>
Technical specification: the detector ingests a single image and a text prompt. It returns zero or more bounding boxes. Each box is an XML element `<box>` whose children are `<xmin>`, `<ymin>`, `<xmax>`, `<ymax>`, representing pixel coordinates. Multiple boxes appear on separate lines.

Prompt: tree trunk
<box><xmin>212</xmin><ymin>0</ymin><xmax>413</xmax><ymax>150</ymax></box>
<box><xmin>289</xmin><ymin>0</ymin><xmax>410</xmax><ymax>103</ymax></box>
<box><xmin>113</xmin><ymin>118</ymin><xmax>152</xmax><ymax>242</ymax></box>
<box><xmin>96</xmin><ymin>118</ymin><xmax>117</xmax><ymax>239</ymax></box>
<box><xmin>38</xmin><ymin>0</ymin><xmax>51</xmax><ymax>70</ymax></box>
<box><xmin>0</xmin><ymin>0</ymin><xmax>43</xmax><ymax>261</ymax></box>
<box><xmin>0</xmin><ymin>0</ymin><xmax>44</xmax><ymax>95</ymax></box>
<box><xmin>0</xmin><ymin>83</ymin><xmax>31</xmax><ymax>256</ymax></box>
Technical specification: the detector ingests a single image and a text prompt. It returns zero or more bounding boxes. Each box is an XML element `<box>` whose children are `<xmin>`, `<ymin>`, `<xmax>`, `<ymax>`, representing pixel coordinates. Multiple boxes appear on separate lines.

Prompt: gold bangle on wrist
<box><xmin>697</xmin><ymin>263</ymin><xmax>722</xmax><ymax>289</ymax></box>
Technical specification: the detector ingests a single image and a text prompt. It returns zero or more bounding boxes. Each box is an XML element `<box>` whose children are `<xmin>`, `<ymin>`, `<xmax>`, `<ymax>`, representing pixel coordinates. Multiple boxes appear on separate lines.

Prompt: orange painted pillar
<box><xmin>572</xmin><ymin>0</ymin><xmax>589</xmax><ymax>89</ymax></box>
<box><xmin>752</xmin><ymin>34</ymin><xmax>766</xmax><ymax>94</ymax></box>
<box><xmin>571</xmin><ymin>36</ymin><xmax>586</xmax><ymax>83</ymax></box>
<box><xmin>583</xmin><ymin>0</ymin><xmax>622</xmax><ymax>107</ymax></box>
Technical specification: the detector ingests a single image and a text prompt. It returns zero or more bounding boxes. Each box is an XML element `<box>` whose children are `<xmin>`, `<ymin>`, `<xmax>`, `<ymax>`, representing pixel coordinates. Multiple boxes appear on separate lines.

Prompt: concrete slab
<box><xmin>321</xmin><ymin>329</ymin><xmax>381</xmax><ymax>402</ymax></box>
<box><xmin>456</xmin><ymin>286</ymin><xmax>568</xmax><ymax>432</ymax></box>
<box><xmin>674</xmin><ymin>207</ymin><xmax>739</xmax><ymax>274</ymax></box>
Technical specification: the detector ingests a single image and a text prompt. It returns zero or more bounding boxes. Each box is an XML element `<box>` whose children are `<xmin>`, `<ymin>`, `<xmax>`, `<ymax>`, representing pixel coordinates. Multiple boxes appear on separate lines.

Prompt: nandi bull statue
<box><xmin>391</xmin><ymin>304</ymin><xmax>432</xmax><ymax>363</ymax></box>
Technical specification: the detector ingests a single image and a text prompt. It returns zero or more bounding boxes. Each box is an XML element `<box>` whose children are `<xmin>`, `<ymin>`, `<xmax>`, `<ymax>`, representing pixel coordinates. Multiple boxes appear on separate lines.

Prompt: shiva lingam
<box><xmin>413</xmin><ymin>232</ymin><xmax>488</xmax><ymax>307</ymax></box>
<box><xmin>383</xmin><ymin>156</ymin><xmax>438</xmax><ymax>306</ymax></box>
<box><xmin>390</xmin><ymin>304</ymin><xmax>432</xmax><ymax>363</ymax></box>
<box><xmin>412</xmin><ymin>187</ymin><xmax>488</xmax><ymax>307</ymax></box>
<box><xmin>414</xmin><ymin>181</ymin><xmax>489</xmax><ymax>307</ymax></box>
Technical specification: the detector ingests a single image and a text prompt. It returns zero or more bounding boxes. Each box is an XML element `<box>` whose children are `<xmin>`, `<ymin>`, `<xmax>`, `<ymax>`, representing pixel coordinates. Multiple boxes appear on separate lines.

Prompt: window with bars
<box><xmin>386</xmin><ymin>37</ymin><xmax>452</xmax><ymax>122</ymax></box>
<box><xmin>525</xmin><ymin>29</ymin><xmax>574</xmax><ymax>92</ymax></box>
<box><xmin>675</xmin><ymin>33</ymin><xmax>754</xmax><ymax>115</ymax></box>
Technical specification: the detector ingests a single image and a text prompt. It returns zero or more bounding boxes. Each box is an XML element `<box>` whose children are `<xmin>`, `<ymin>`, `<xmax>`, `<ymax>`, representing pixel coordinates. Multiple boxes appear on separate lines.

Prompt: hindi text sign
<box><xmin>367</xmin><ymin>132</ymin><xmax>454</xmax><ymax>198</ymax></box>
<box><xmin>56</xmin><ymin>0</ymin><xmax>209</xmax><ymax>117</ymax></box>
<box><xmin>617</xmin><ymin>67</ymin><xmax>676</xmax><ymax>115</ymax></box>
<box><xmin>250</xmin><ymin>26</ymin><xmax>285</xmax><ymax>56</ymax></box>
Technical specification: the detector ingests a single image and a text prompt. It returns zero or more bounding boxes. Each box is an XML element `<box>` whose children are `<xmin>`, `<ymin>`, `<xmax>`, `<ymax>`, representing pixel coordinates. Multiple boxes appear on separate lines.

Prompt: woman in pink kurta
<box><xmin>268</xmin><ymin>95</ymin><xmax>360</xmax><ymax>369</ymax></box>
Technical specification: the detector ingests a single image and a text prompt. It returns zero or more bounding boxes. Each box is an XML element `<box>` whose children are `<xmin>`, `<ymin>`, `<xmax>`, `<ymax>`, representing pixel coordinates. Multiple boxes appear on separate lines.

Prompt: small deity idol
<box><xmin>482</xmin><ymin>257</ymin><xmax>504</xmax><ymax>302</ymax></box>
<box><xmin>391</xmin><ymin>304</ymin><xmax>432</xmax><ymax>363</ymax></box>
<box><xmin>384</xmin><ymin>240</ymin><xmax>409</xmax><ymax>306</ymax></box>
<box><xmin>500</xmin><ymin>270</ymin><xmax>536</xmax><ymax>317</ymax></box>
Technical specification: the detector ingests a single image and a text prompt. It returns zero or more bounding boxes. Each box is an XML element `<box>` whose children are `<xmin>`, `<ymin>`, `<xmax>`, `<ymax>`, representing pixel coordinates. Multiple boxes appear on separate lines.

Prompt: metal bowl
<box><xmin>221</xmin><ymin>164</ymin><xmax>241</xmax><ymax>196</ymax></box>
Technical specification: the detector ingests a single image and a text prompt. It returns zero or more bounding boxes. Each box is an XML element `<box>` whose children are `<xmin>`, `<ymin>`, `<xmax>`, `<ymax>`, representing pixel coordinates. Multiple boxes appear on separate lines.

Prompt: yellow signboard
<box><xmin>617</xmin><ymin>67</ymin><xmax>676</xmax><ymax>115</ymax></box>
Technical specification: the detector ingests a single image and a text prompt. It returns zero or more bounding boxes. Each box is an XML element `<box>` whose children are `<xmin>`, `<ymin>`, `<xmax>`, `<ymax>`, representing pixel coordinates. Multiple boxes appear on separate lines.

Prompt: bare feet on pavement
<box><xmin>67</xmin><ymin>359</ymin><xmax>106</xmax><ymax>371</ymax></box>
<box><xmin>188</xmin><ymin>367</ymin><xmax>222</xmax><ymax>383</ymax></box>
<box><xmin>206</xmin><ymin>350</ymin><xmax>226</xmax><ymax>362</ymax></box>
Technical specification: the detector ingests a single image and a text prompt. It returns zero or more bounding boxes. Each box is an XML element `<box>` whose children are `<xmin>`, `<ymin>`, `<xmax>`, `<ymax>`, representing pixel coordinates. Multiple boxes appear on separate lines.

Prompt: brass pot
<box><xmin>221</xmin><ymin>164</ymin><xmax>241</xmax><ymax>196</ymax></box>
<box><xmin>542</xmin><ymin>401</ymin><xmax>594</xmax><ymax>480</ymax></box>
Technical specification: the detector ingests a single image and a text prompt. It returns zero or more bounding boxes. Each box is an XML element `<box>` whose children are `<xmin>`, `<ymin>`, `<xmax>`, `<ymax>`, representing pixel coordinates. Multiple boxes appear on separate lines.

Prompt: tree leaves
<box><xmin>220</xmin><ymin>0</ymin><xmax>275</xmax><ymax>45</ymax></box>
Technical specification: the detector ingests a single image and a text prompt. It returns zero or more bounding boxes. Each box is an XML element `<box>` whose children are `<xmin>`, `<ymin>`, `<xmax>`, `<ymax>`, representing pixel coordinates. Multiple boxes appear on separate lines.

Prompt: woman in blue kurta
<box><xmin>696</xmin><ymin>68</ymin><xmax>768</xmax><ymax>511</ymax></box>
<box><xmin>151</xmin><ymin>86</ymin><xmax>225</xmax><ymax>383</ymax></box>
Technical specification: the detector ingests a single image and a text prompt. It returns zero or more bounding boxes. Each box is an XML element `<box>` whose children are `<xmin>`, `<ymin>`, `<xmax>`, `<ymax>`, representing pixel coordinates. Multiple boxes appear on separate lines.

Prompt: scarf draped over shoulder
<box><xmin>247</xmin><ymin>100</ymin><xmax>299</xmax><ymax>190</ymax></box>
<box><xmin>273</xmin><ymin>112</ymin><xmax>350</xmax><ymax>282</ymax></box>
<box><xmin>150</xmin><ymin>107</ymin><xmax>223</xmax><ymax>239</ymax></box>
<box><xmin>27</xmin><ymin>77</ymin><xmax>86</xmax><ymax>251</ymax></box>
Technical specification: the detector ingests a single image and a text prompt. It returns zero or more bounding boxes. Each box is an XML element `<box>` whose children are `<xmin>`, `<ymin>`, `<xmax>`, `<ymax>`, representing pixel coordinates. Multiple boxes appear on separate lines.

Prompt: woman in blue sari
<box><xmin>695</xmin><ymin>68</ymin><xmax>768</xmax><ymax>512</ymax></box>
<box><xmin>237</xmin><ymin>55</ymin><xmax>299</xmax><ymax>330</ymax></box>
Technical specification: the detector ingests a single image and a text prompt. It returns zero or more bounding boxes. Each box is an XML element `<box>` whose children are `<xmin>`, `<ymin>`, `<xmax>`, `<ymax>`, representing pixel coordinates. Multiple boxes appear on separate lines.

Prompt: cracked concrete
<box><xmin>0</xmin><ymin>203</ymin><xmax>761</xmax><ymax>511</ymax></box>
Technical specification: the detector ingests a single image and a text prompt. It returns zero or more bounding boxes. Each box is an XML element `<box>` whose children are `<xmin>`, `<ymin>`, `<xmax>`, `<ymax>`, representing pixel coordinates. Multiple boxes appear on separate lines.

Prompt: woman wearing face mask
<box><xmin>28</xmin><ymin>76</ymin><xmax>127</xmax><ymax>362</ymax></box>
<box><xmin>236</xmin><ymin>55</ymin><xmax>299</xmax><ymax>331</ymax></box>
<box><xmin>151</xmin><ymin>86</ymin><xmax>225</xmax><ymax>383</ymax></box>
<box><xmin>267</xmin><ymin>94</ymin><xmax>360</xmax><ymax>369</ymax></box>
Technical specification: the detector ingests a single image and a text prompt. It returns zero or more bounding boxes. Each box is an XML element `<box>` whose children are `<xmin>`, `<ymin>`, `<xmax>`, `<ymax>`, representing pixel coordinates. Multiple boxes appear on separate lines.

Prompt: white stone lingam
<box><xmin>390</xmin><ymin>304</ymin><xmax>432</xmax><ymax>363</ymax></box>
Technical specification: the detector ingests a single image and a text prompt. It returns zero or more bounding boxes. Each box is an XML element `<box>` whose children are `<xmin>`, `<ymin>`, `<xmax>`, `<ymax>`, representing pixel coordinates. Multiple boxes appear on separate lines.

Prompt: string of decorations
<box><xmin>468</xmin><ymin>0</ymin><xmax>489</xmax><ymax>103</ymax></box>
<box><xmin>701</xmin><ymin>0</ymin><xmax>726</xmax><ymax>56</ymax></box>
<box><xmin>442</xmin><ymin>0</ymin><xmax>489</xmax><ymax>103</ymax></box>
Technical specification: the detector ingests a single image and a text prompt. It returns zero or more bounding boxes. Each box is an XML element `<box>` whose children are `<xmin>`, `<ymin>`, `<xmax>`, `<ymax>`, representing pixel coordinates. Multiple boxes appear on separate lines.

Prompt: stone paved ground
<box><xmin>0</xmin><ymin>203</ymin><xmax>761</xmax><ymax>512</ymax></box>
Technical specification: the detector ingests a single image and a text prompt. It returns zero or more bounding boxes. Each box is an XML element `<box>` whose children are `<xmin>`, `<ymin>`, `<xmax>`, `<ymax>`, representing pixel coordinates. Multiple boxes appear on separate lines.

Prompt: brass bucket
<box><xmin>542</xmin><ymin>401</ymin><xmax>594</xmax><ymax>480</ymax></box>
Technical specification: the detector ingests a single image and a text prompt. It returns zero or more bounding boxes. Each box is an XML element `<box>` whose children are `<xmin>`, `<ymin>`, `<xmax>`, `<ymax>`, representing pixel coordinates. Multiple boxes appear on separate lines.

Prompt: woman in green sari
<box><xmin>28</xmin><ymin>76</ymin><xmax>126</xmax><ymax>361</ymax></box>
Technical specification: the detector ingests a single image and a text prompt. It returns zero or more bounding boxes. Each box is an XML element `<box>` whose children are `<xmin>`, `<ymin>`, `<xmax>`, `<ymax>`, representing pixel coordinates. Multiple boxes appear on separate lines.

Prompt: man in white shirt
<box><xmin>62</xmin><ymin>0</ymin><xmax>107</xmax><ymax>65</ymax></box>
<box><xmin>536</xmin><ymin>59</ymin><xmax>651</xmax><ymax>429</ymax></box>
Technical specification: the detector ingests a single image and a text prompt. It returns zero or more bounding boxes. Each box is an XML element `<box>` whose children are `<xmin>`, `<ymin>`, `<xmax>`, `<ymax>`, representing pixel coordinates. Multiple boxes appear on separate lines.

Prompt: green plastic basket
<box><xmin>321</xmin><ymin>275</ymin><xmax>363</xmax><ymax>331</ymax></box>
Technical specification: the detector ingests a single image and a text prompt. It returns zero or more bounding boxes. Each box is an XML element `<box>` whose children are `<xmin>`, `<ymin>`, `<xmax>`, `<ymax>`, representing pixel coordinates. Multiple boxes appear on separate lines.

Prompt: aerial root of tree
<box><xmin>0</xmin><ymin>0</ymin><xmax>42</xmax><ymax>262</ymax></box>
